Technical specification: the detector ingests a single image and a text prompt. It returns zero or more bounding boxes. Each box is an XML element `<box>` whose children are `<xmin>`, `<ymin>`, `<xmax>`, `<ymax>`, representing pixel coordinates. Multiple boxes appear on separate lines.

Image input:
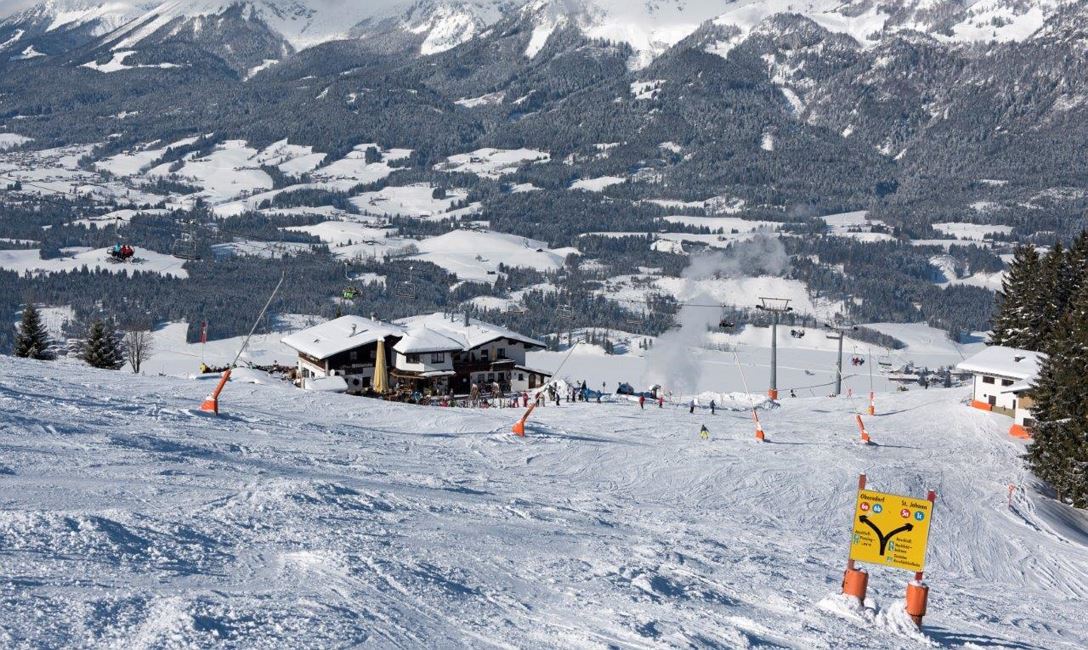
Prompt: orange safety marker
<box><xmin>867</xmin><ymin>391</ymin><xmax>876</xmax><ymax>416</ymax></box>
<box><xmin>842</xmin><ymin>473</ymin><xmax>869</xmax><ymax>602</ymax></box>
<box><xmin>904</xmin><ymin>489</ymin><xmax>937</xmax><ymax>629</ymax></box>
<box><xmin>512</xmin><ymin>403</ymin><xmax>536</xmax><ymax>436</ymax></box>
<box><xmin>752</xmin><ymin>409</ymin><xmax>766</xmax><ymax>441</ymax></box>
<box><xmin>855</xmin><ymin>414</ymin><xmax>872</xmax><ymax>445</ymax></box>
<box><xmin>767</xmin><ymin>388</ymin><xmax>779</xmax><ymax>401</ymax></box>
<box><xmin>199</xmin><ymin>369</ymin><xmax>232</xmax><ymax>416</ymax></box>
<box><xmin>1008</xmin><ymin>423</ymin><xmax>1030</xmax><ymax>439</ymax></box>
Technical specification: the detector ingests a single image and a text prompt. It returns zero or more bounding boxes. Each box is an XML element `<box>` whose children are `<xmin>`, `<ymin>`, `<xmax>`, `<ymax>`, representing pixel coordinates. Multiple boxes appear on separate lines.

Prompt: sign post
<box><xmin>842</xmin><ymin>475</ymin><xmax>938</xmax><ymax>629</ymax></box>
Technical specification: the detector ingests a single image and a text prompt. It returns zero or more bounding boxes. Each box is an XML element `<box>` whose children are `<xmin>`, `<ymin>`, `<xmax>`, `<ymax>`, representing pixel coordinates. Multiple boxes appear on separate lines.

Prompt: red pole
<box><xmin>855</xmin><ymin>414</ymin><xmax>872</xmax><ymax>444</ymax></box>
<box><xmin>905</xmin><ymin>489</ymin><xmax>937</xmax><ymax>628</ymax></box>
<box><xmin>842</xmin><ymin>473</ymin><xmax>868</xmax><ymax>602</ymax></box>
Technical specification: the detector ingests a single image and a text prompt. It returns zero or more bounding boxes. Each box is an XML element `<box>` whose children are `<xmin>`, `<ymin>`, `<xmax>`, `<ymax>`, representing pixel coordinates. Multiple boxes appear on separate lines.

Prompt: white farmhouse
<box><xmin>281</xmin><ymin>313</ymin><xmax>552</xmax><ymax>398</ymax></box>
<box><xmin>281</xmin><ymin>316</ymin><xmax>405</xmax><ymax>393</ymax></box>
<box><xmin>393</xmin><ymin>312</ymin><xmax>552</xmax><ymax>395</ymax></box>
<box><xmin>955</xmin><ymin>345</ymin><xmax>1045</xmax><ymax>438</ymax></box>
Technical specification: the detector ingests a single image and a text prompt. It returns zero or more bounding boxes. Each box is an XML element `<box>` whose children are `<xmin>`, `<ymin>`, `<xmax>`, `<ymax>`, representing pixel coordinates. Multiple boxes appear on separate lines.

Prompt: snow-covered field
<box><xmin>0</xmin><ymin>247</ymin><xmax>188</xmax><ymax>278</ymax></box>
<box><xmin>436</xmin><ymin>148</ymin><xmax>549</xmax><ymax>178</ymax></box>
<box><xmin>350</xmin><ymin>184</ymin><xmax>474</xmax><ymax>220</ymax></box>
<box><xmin>932</xmin><ymin>223</ymin><xmax>1013</xmax><ymax>241</ymax></box>
<box><xmin>409</xmin><ymin>230</ymin><xmax>570</xmax><ymax>282</ymax></box>
<box><xmin>1</xmin><ymin>355</ymin><xmax>1085</xmax><ymax>648</ymax></box>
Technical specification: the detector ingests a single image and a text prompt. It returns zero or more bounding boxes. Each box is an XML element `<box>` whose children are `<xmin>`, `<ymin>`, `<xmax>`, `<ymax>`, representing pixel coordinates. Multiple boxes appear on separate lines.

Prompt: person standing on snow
<box><xmin>689</xmin><ymin>398</ymin><xmax>696</xmax><ymax>414</ymax></box>
<box><xmin>639</xmin><ymin>394</ymin><xmax>645</xmax><ymax>410</ymax></box>
<box><xmin>710</xmin><ymin>399</ymin><xmax>716</xmax><ymax>415</ymax></box>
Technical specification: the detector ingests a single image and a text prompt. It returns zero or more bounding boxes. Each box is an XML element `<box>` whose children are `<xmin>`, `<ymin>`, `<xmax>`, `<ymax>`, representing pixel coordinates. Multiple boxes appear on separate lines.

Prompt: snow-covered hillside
<box><xmin>2</xmin><ymin>355</ymin><xmax>1086</xmax><ymax>647</ymax></box>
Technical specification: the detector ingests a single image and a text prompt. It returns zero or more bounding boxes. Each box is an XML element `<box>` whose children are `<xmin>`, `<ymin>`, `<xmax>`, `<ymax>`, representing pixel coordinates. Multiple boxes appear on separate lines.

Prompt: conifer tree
<box><xmin>1063</xmin><ymin>231</ymin><xmax>1088</xmax><ymax>306</ymax></box>
<box><xmin>1027</xmin><ymin>281</ymin><xmax>1088</xmax><ymax>507</ymax></box>
<box><xmin>990</xmin><ymin>245</ymin><xmax>1043</xmax><ymax>349</ymax></box>
<box><xmin>80</xmin><ymin>320</ymin><xmax>125</xmax><ymax>370</ymax></box>
<box><xmin>14</xmin><ymin>303</ymin><xmax>55</xmax><ymax>360</ymax></box>
<box><xmin>1037</xmin><ymin>242</ymin><xmax>1067</xmax><ymax>348</ymax></box>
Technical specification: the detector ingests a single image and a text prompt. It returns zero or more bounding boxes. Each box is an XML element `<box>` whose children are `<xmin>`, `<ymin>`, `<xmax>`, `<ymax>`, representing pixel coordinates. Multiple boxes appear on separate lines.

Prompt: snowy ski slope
<box><xmin>1</xmin><ymin>355</ymin><xmax>1086</xmax><ymax>648</ymax></box>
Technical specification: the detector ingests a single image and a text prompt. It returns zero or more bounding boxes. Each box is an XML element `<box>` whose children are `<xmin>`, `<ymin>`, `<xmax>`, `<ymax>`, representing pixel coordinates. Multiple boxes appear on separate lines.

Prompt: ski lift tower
<box><xmin>825</xmin><ymin>321</ymin><xmax>859</xmax><ymax>396</ymax></box>
<box><xmin>756</xmin><ymin>297</ymin><xmax>793</xmax><ymax>400</ymax></box>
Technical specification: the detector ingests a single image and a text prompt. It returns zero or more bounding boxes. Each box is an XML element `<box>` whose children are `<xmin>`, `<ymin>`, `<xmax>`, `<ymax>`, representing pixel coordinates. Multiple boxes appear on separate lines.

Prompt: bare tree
<box><xmin>124</xmin><ymin>329</ymin><xmax>154</xmax><ymax>374</ymax></box>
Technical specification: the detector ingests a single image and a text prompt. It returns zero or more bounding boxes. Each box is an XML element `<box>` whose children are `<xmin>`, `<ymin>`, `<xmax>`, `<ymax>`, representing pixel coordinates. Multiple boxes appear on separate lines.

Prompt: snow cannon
<box><xmin>512</xmin><ymin>403</ymin><xmax>536</xmax><ymax>437</ymax></box>
<box><xmin>200</xmin><ymin>369</ymin><xmax>232</xmax><ymax>415</ymax></box>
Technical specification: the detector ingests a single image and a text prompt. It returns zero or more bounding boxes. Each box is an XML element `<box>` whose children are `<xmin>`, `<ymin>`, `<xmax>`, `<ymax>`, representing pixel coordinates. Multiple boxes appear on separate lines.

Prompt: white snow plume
<box><xmin>643</xmin><ymin>234</ymin><xmax>788</xmax><ymax>395</ymax></box>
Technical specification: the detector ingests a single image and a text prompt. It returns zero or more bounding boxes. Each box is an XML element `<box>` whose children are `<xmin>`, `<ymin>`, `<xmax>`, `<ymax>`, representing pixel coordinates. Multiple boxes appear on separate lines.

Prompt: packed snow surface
<box><xmin>1</xmin><ymin>356</ymin><xmax>1086</xmax><ymax>647</ymax></box>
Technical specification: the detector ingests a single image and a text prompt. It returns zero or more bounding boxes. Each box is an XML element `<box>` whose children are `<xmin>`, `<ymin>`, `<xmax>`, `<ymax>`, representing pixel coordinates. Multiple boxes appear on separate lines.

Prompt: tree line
<box><xmin>990</xmin><ymin>232</ymin><xmax>1088</xmax><ymax>507</ymax></box>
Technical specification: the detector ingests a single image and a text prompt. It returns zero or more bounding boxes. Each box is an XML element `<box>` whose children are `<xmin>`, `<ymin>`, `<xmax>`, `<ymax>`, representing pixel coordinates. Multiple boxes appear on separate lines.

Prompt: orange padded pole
<box><xmin>200</xmin><ymin>369</ymin><xmax>231</xmax><ymax>415</ymax></box>
<box><xmin>512</xmin><ymin>403</ymin><xmax>536</xmax><ymax>436</ymax></box>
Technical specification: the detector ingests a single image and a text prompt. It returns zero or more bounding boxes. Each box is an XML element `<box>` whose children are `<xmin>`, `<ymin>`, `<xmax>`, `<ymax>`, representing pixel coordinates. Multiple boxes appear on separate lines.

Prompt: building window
<box><xmin>1001</xmin><ymin>379</ymin><xmax>1014</xmax><ymax>387</ymax></box>
<box><xmin>498</xmin><ymin>347</ymin><xmax>506</xmax><ymax>359</ymax></box>
<box><xmin>407</xmin><ymin>353</ymin><xmax>420</xmax><ymax>364</ymax></box>
<box><xmin>982</xmin><ymin>376</ymin><xmax>995</xmax><ymax>384</ymax></box>
<box><xmin>431</xmin><ymin>352</ymin><xmax>445</xmax><ymax>363</ymax></box>
<box><xmin>518</xmin><ymin>373</ymin><xmax>525</xmax><ymax>381</ymax></box>
<box><xmin>480</xmin><ymin>349</ymin><xmax>490</xmax><ymax>361</ymax></box>
<box><xmin>349</xmin><ymin>350</ymin><xmax>358</xmax><ymax>362</ymax></box>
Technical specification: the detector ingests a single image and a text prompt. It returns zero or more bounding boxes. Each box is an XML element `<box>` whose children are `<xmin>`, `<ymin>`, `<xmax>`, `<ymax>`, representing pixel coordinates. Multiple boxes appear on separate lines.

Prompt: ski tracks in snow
<box><xmin>1</xmin><ymin>357</ymin><xmax>1087</xmax><ymax>648</ymax></box>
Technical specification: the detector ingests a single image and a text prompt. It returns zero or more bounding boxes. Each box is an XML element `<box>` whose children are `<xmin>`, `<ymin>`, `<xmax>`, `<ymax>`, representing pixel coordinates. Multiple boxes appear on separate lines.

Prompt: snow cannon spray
<box><xmin>643</xmin><ymin>234</ymin><xmax>789</xmax><ymax>396</ymax></box>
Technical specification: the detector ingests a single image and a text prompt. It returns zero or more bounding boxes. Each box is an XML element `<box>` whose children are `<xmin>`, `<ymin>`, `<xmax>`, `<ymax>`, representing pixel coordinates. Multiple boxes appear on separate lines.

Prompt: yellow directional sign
<box><xmin>849</xmin><ymin>489</ymin><xmax>934</xmax><ymax>572</ymax></box>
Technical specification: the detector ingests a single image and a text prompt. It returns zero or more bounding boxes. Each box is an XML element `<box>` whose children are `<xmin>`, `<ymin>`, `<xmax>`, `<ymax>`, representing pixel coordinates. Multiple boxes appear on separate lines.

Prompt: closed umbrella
<box><xmin>373</xmin><ymin>339</ymin><xmax>388</xmax><ymax>394</ymax></box>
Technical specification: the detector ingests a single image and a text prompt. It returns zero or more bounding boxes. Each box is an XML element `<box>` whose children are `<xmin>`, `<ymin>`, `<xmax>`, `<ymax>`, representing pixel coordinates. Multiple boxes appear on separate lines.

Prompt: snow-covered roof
<box><xmin>281</xmin><ymin>316</ymin><xmax>404</xmax><ymax>360</ymax></box>
<box><xmin>393</xmin><ymin>326</ymin><xmax>464</xmax><ymax>354</ymax></box>
<box><xmin>956</xmin><ymin>346</ymin><xmax>1045</xmax><ymax>381</ymax></box>
<box><xmin>394</xmin><ymin>313</ymin><xmax>546</xmax><ymax>352</ymax></box>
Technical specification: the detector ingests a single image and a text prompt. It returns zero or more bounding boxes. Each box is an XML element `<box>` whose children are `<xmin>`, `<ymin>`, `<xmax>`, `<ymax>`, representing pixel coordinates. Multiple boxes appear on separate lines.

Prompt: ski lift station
<box><xmin>955</xmin><ymin>345</ymin><xmax>1045</xmax><ymax>438</ymax></box>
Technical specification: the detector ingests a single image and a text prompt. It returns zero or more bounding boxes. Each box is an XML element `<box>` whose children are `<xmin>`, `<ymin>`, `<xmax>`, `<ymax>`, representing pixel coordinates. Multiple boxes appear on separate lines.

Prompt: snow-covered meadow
<box><xmin>1</xmin><ymin>355</ymin><xmax>1085</xmax><ymax>648</ymax></box>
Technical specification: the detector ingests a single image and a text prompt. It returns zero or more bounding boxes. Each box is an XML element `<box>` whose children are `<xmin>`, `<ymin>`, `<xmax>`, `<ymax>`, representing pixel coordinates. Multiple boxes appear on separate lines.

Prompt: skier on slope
<box><xmin>710</xmin><ymin>399</ymin><xmax>716</xmax><ymax>415</ymax></box>
<box><xmin>639</xmin><ymin>394</ymin><xmax>645</xmax><ymax>410</ymax></box>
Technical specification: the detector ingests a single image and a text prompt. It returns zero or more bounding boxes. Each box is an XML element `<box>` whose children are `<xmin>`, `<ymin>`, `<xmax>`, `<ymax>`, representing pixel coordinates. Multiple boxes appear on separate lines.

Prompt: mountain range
<box><xmin>1</xmin><ymin>0</ymin><xmax>1087</xmax><ymax>242</ymax></box>
<box><xmin>1</xmin><ymin>0</ymin><xmax>1079</xmax><ymax>66</ymax></box>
